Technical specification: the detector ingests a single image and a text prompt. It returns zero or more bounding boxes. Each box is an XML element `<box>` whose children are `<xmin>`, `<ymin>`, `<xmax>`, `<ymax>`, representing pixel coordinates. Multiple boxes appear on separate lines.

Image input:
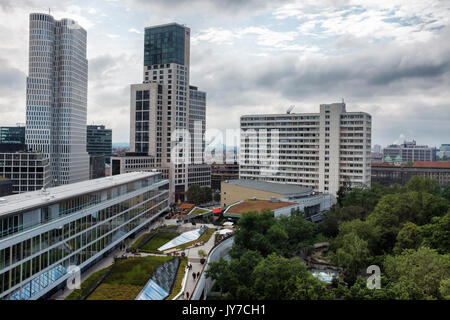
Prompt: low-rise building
<box><xmin>383</xmin><ymin>140</ymin><xmax>436</xmax><ymax>162</ymax></box>
<box><xmin>437</xmin><ymin>144</ymin><xmax>450</xmax><ymax>160</ymax></box>
<box><xmin>221</xmin><ymin>179</ymin><xmax>332</xmax><ymax>221</ymax></box>
<box><xmin>0</xmin><ymin>171</ymin><xmax>169</xmax><ymax>300</ymax></box>
<box><xmin>371</xmin><ymin>161</ymin><xmax>450</xmax><ymax>186</ymax></box>
<box><xmin>224</xmin><ymin>199</ymin><xmax>302</xmax><ymax>219</ymax></box>
<box><xmin>111</xmin><ymin>153</ymin><xmax>170</xmax><ymax>180</ymax></box>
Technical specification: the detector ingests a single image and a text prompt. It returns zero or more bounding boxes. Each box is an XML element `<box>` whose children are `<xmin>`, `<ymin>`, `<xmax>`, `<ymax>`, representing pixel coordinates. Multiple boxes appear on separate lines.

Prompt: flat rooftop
<box><xmin>372</xmin><ymin>161</ymin><xmax>450</xmax><ymax>168</ymax></box>
<box><xmin>223</xmin><ymin>179</ymin><xmax>313</xmax><ymax>196</ymax></box>
<box><xmin>226</xmin><ymin>199</ymin><xmax>297</xmax><ymax>215</ymax></box>
<box><xmin>0</xmin><ymin>171</ymin><xmax>162</xmax><ymax>217</ymax></box>
<box><xmin>144</xmin><ymin>22</ymin><xmax>188</xmax><ymax>30</ymax></box>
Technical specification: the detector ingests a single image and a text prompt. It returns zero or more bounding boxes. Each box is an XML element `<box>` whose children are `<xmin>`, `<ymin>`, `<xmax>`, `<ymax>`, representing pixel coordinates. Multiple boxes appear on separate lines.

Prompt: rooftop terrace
<box><xmin>225</xmin><ymin>199</ymin><xmax>297</xmax><ymax>216</ymax></box>
<box><xmin>223</xmin><ymin>179</ymin><xmax>313</xmax><ymax>197</ymax></box>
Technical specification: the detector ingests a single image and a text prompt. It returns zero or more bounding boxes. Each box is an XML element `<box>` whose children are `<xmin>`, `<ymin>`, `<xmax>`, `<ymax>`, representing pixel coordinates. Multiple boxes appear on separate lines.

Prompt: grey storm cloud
<box><xmin>89</xmin><ymin>54</ymin><xmax>121</xmax><ymax>81</ymax></box>
<box><xmin>127</xmin><ymin>0</ymin><xmax>292</xmax><ymax>15</ymax></box>
<box><xmin>189</xmin><ymin>24</ymin><xmax>450</xmax><ymax>147</ymax></box>
<box><xmin>0</xmin><ymin>58</ymin><xmax>26</xmax><ymax>93</ymax></box>
<box><xmin>0</xmin><ymin>0</ymin><xmax>71</xmax><ymax>11</ymax></box>
<box><xmin>194</xmin><ymin>27</ymin><xmax>450</xmax><ymax>104</ymax></box>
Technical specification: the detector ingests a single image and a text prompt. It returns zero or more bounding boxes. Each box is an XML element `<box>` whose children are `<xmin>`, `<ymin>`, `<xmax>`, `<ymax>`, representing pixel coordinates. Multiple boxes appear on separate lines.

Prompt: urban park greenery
<box><xmin>206</xmin><ymin>176</ymin><xmax>450</xmax><ymax>300</ymax></box>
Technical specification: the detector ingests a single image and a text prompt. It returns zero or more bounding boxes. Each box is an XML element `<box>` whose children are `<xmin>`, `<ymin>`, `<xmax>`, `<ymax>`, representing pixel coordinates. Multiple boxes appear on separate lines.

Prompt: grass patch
<box><xmin>173</xmin><ymin>228</ymin><xmax>216</xmax><ymax>250</ymax></box>
<box><xmin>87</xmin><ymin>256</ymin><xmax>173</xmax><ymax>300</ymax></box>
<box><xmin>65</xmin><ymin>265</ymin><xmax>112</xmax><ymax>300</ymax></box>
<box><xmin>165</xmin><ymin>256</ymin><xmax>188</xmax><ymax>300</ymax></box>
<box><xmin>190</xmin><ymin>208</ymin><xmax>210</xmax><ymax>216</ymax></box>
<box><xmin>130</xmin><ymin>225</ymin><xmax>177</xmax><ymax>251</ymax></box>
<box><xmin>140</xmin><ymin>232</ymin><xmax>179</xmax><ymax>253</ymax></box>
<box><xmin>130</xmin><ymin>232</ymin><xmax>150</xmax><ymax>251</ymax></box>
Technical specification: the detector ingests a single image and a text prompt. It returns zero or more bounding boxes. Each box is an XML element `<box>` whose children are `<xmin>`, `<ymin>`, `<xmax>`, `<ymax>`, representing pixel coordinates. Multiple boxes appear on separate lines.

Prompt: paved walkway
<box><xmin>177</xmin><ymin>227</ymin><xmax>217</xmax><ymax>300</ymax></box>
<box><xmin>51</xmin><ymin>218</ymin><xmax>219</xmax><ymax>300</ymax></box>
<box><xmin>51</xmin><ymin>217</ymin><xmax>175</xmax><ymax>300</ymax></box>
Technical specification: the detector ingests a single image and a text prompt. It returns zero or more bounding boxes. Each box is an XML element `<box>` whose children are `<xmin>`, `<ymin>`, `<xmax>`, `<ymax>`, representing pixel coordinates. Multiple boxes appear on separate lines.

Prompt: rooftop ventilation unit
<box><xmin>286</xmin><ymin>105</ymin><xmax>295</xmax><ymax>114</ymax></box>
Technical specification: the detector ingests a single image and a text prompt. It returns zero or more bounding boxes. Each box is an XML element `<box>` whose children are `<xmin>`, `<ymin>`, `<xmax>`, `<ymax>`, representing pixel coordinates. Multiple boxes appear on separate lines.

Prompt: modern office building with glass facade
<box><xmin>0</xmin><ymin>171</ymin><xmax>169</xmax><ymax>300</ymax></box>
<box><xmin>87</xmin><ymin>125</ymin><xmax>112</xmax><ymax>164</ymax></box>
<box><xmin>0</xmin><ymin>126</ymin><xmax>25</xmax><ymax>145</ymax></box>
<box><xmin>144</xmin><ymin>23</ymin><xmax>188</xmax><ymax>67</ymax></box>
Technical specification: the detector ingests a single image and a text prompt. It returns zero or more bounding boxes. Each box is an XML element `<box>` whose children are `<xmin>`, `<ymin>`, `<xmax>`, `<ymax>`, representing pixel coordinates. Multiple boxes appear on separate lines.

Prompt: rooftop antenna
<box><xmin>286</xmin><ymin>105</ymin><xmax>295</xmax><ymax>114</ymax></box>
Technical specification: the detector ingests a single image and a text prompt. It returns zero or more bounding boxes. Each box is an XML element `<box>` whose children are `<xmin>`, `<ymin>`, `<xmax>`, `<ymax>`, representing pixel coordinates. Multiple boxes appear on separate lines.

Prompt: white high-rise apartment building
<box><xmin>239</xmin><ymin>102</ymin><xmax>372</xmax><ymax>198</ymax></box>
<box><xmin>25</xmin><ymin>13</ymin><xmax>89</xmax><ymax>186</ymax></box>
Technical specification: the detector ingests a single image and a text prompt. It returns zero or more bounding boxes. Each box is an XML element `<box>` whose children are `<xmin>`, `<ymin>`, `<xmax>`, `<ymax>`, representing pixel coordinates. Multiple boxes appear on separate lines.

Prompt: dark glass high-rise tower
<box><xmin>144</xmin><ymin>23</ymin><xmax>189</xmax><ymax>66</ymax></box>
<box><xmin>86</xmin><ymin>125</ymin><xmax>112</xmax><ymax>163</ymax></box>
<box><xmin>0</xmin><ymin>126</ymin><xmax>25</xmax><ymax>145</ymax></box>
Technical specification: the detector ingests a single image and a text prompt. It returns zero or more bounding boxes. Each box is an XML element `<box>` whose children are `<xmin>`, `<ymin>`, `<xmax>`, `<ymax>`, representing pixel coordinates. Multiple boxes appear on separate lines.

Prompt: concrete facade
<box><xmin>371</xmin><ymin>161</ymin><xmax>450</xmax><ymax>187</ymax></box>
<box><xmin>125</xmin><ymin>23</ymin><xmax>210</xmax><ymax>203</ymax></box>
<box><xmin>239</xmin><ymin>102</ymin><xmax>372</xmax><ymax>198</ymax></box>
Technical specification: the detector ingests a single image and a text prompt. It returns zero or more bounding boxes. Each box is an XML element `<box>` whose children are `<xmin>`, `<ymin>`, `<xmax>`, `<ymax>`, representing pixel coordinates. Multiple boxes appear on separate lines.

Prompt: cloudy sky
<box><xmin>0</xmin><ymin>0</ymin><xmax>449</xmax><ymax>148</ymax></box>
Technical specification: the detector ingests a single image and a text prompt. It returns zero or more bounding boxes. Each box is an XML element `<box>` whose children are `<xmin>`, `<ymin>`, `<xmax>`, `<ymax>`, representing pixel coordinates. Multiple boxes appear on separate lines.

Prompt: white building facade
<box><xmin>239</xmin><ymin>102</ymin><xmax>372</xmax><ymax>198</ymax></box>
<box><xmin>25</xmin><ymin>13</ymin><xmax>89</xmax><ymax>186</ymax></box>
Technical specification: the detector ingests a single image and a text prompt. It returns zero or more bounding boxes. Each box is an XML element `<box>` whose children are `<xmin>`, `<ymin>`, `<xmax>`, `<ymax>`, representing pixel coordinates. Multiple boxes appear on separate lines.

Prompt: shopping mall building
<box><xmin>0</xmin><ymin>171</ymin><xmax>169</xmax><ymax>300</ymax></box>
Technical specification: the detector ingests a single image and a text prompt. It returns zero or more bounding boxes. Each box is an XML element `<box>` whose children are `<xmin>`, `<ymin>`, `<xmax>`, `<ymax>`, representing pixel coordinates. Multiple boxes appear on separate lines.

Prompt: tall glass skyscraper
<box><xmin>25</xmin><ymin>13</ymin><xmax>89</xmax><ymax>187</ymax></box>
<box><xmin>144</xmin><ymin>23</ymin><xmax>189</xmax><ymax>67</ymax></box>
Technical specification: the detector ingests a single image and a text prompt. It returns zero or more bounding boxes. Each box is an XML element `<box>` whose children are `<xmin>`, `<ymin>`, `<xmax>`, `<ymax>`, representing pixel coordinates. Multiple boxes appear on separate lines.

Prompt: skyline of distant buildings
<box><xmin>0</xmin><ymin>13</ymin><xmax>448</xmax><ymax>202</ymax></box>
<box><xmin>383</xmin><ymin>140</ymin><xmax>436</xmax><ymax>162</ymax></box>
